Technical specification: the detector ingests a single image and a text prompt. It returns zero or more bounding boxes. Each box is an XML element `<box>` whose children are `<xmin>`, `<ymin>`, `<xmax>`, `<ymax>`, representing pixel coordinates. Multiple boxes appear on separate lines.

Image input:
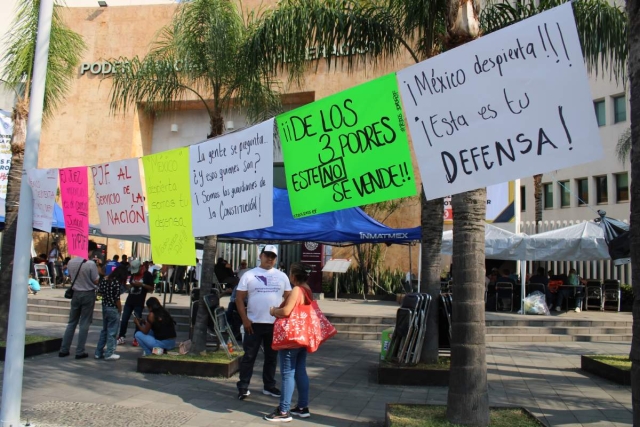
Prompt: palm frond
<box><xmin>108</xmin><ymin>0</ymin><xmax>281</xmax><ymax>136</ymax></box>
<box><xmin>389</xmin><ymin>0</ymin><xmax>447</xmax><ymax>60</ymax></box>
<box><xmin>243</xmin><ymin>0</ymin><xmax>408</xmax><ymax>83</ymax></box>
<box><xmin>1</xmin><ymin>0</ymin><xmax>85</xmax><ymax>119</ymax></box>
<box><xmin>481</xmin><ymin>0</ymin><xmax>627</xmax><ymax>82</ymax></box>
<box><xmin>616</xmin><ymin>128</ymin><xmax>631</xmax><ymax>164</ymax></box>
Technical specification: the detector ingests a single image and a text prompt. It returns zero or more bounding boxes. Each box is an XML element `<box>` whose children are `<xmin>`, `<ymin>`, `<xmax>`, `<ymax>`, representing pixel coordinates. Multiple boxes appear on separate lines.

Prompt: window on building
<box><xmin>520</xmin><ymin>186</ymin><xmax>526</xmax><ymax>212</ymax></box>
<box><xmin>559</xmin><ymin>181</ymin><xmax>570</xmax><ymax>207</ymax></box>
<box><xmin>594</xmin><ymin>100</ymin><xmax>606</xmax><ymax>127</ymax></box>
<box><xmin>543</xmin><ymin>183</ymin><xmax>553</xmax><ymax>209</ymax></box>
<box><xmin>595</xmin><ymin>176</ymin><xmax>608</xmax><ymax>204</ymax></box>
<box><xmin>613</xmin><ymin>95</ymin><xmax>627</xmax><ymax>123</ymax></box>
<box><xmin>616</xmin><ymin>172</ymin><xmax>629</xmax><ymax>202</ymax></box>
<box><xmin>577</xmin><ymin>178</ymin><xmax>589</xmax><ymax>205</ymax></box>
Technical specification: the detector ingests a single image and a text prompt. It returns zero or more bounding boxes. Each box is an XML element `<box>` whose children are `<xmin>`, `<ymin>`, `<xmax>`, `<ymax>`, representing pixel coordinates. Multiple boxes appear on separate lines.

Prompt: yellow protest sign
<box><xmin>142</xmin><ymin>147</ymin><xmax>195</xmax><ymax>265</ymax></box>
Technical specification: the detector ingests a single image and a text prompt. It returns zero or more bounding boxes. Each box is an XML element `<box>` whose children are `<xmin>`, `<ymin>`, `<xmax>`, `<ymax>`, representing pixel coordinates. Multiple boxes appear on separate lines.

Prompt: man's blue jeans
<box><xmin>134</xmin><ymin>330</ymin><xmax>176</xmax><ymax>355</ymax></box>
<box><xmin>279</xmin><ymin>347</ymin><xmax>309</xmax><ymax>413</ymax></box>
<box><xmin>60</xmin><ymin>290</ymin><xmax>96</xmax><ymax>356</ymax></box>
<box><xmin>95</xmin><ymin>306</ymin><xmax>120</xmax><ymax>358</ymax></box>
<box><xmin>118</xmin><ymin>303</ymin><xmax>143</xmax><ymax>339</ymax></box>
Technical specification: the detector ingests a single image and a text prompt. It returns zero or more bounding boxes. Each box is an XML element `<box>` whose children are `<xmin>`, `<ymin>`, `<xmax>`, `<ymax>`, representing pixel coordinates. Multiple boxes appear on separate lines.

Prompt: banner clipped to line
<box><xmin>397</xmin><ymin>3</ymin><xmax>603</xmax><ymax>200</ymax></box>
<box><xmin>143</xmin><ymin>147</ymin><xmax>195</xmax><ymax>266</ymax></box>
<box><xmin>91</xmin><ymin>158</ymin><xmax>149</xmax><ymax>236</ymax></box>
<box><xmin>59</xmin><ymin>167</ymin><xmax>89</xmax><ymax>258</ymax></box>
<box><xmin>189</xmin><ymin>119</ymin><xmax>274</xmax><ymax>236</ymax></box>
<box><xmin>277</xmin><ymin>73</ymin><xmax>417</xmax><ymax>218</ymax></box>
<box><xmin>27</xmin><ymin>168</ymin><xmax>58</xmax><ymax>233</ymax></box>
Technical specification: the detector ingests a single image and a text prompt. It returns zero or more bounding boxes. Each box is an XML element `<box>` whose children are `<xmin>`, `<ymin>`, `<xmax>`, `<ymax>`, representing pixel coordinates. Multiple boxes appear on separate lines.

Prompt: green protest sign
<box><xmin>277</xmin><ymin>73</ymin><xmax>417</xmax><ymax>218</ymax></box>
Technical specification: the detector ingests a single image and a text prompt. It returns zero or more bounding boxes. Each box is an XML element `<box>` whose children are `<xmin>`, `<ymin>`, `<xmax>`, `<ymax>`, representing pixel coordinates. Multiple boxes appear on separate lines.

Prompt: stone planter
<box><xmin>0</xmin><ymin>338</ymin><xmax>62</xmax><ymax>361</ymax></box>
<box><xmin>137</xmin><ymin>355</ymin><xmax>241</xmax><ymax>378</ymax></box>
<box><xmin>581</xmin><ymin>355</ymin><xmax>631</xmax><ymax>385</ymax></box>
<box><xmin>378</xmin><ymin>361</ymin><xmax>450</xmax><ymax>386</ymax></box>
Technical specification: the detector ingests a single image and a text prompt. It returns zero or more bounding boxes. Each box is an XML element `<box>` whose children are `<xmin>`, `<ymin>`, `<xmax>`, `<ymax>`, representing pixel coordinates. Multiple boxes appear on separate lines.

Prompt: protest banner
<box><xmin>59</xmin><ymin>167</ymin><xmax>89</xmax><ymax>257</ymax></box>
<box><xmin>397</xmin><ymin>3</ymin><xmax>603</xmax><ymax>200</ymax></box>
<box><xmin>276</xmin><ymin>73</ymin><xmax>417</xmax><ymax>218</ymax></box>
<box><xmin>27</xmin><ymin>168</ymin><xmax>58</xmax><ymax>232</ymax></box>
<box><xmin>91</xmin><ymin>158</ymin><xmax>148</xmax><ymax>235</ymax></box>
<box><xmin>142</xmin><ymin>147</ymin><xmax>195</xmax><ymax>265</ymax></box>
<box><xmin>0</xmin><ymin>110</ymin><xmax>13</xmax><ymax>216</ymax></box>
<box><xmin>189</xmin><ymin>119</ymin><xmax>274</xmax><ymax>236</ymax></box>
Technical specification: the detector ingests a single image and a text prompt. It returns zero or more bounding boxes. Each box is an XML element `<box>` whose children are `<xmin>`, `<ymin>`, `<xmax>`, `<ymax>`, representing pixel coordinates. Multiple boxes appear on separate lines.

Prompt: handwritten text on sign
<box><xmin>142</xmin><ymin>148</ymin><xmax>195</xmax><ymax>265</ymax></box>
<box><xmin>91</xmin><ymin>158</ymin><xmax>148</xmax><ymax>235</ymax></box>
<box><xmin>189</xmin><ymin>119</ymin><xmax>274</xmax><ymax>236</ymax></box>
<box><xmin>27</xmin><ymin>168</ymin><xmax>58</xmax><ymax>233</ymax></box>
<box><xmin>397</xmin><ymin>3</ymin><xmax>603</xmax><ymax>200</ymax></box>
<box><xmin>59</xmin><ymin>167</ymin><xmax>89</xmax><ymax>257</ymax></box>
<box><xmin>276</xmin><ymin>73</ymin><xmax>417</xmax><ymax>218</ymax></box>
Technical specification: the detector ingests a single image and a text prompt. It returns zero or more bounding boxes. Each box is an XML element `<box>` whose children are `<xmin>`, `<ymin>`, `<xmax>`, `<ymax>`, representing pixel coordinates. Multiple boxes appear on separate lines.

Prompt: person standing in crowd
<box><xmin>59</xmin><ymin>240</ymin><xmax>100</xmax><ymax>359</ymax></box>
<box><xmin>236</xmin><ymin>245</ymin><xmax>291</xmax><ymax>401</ymax></box>
<box><xmin>117</xmin><ymin>260</ymin><xmax>154</xmax><ymax>346</ymax></box>
<box><xmin>120</xmin><ymin>254</ymin><xmax>130</xmax><ymax>272</ymax></box>
<box><xmin>105</xmin><ymin>255</ymin><xmax>120</xmax><ymax>276</ymax></box>
<box><xmin>133</xmin><ymin>297</ymin><xmax>177</xmax><ymax>356</ymax></box>
<box><xmin>236</xmin><ymin>260</ymin><xmax>250</xmax><ymax>279</ymax></box>
<box><xmin>264</xmin><ymin>263</ymin><xmax>314</xmax><ymax>422</ymax></box>
<box><xmin>95</xmin><ymin>265</ymin><xmax>126</xmax><ymax>361</ymax></box>
<box><xmin>48</xmin><ymin>242</ymin><xmax>62</xmax><ymax>284</ymax></box>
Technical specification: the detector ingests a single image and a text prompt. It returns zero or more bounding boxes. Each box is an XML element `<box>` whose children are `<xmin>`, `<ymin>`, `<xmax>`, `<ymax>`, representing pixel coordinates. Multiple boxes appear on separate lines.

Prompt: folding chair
<box><xmin>495</xmin><ymin>282</ymin><xmax>513</xmax><ymax>312</ymax></box>
<box><xmin>585</xmin><ymin>280</ymin><xmax>603</xmax><ymax>311</ymax></box>
<box><xmin>204</xmin><ymin>296</ymin><xmax>240</xmax><ymax>358</ymax></box>
<box><xmin>34</xmin><ymin>265</ymin><xmax>52</xmax><ymax>289</ymax></box>
<box><xmin>603</xmin><ymin>280</ymin><xmax>621</xmax><ymax>312</ymax></box>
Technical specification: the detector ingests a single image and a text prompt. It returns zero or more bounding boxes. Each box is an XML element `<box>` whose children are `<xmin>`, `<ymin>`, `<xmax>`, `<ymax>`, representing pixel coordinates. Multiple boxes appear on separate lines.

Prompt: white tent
<box><xmin>521</xmin><ymin>221</ymin><xmax>610</xmax><ymax>261</ymax></box>
<box><xmin>441</xmin><ymin>223</ymin><xmax>527</xmax><ymax>260</ymax></box>
<box><xmin>441</xmin><ymin>221</ymin><xmax>610</xmax><ymax>261</ymax></box>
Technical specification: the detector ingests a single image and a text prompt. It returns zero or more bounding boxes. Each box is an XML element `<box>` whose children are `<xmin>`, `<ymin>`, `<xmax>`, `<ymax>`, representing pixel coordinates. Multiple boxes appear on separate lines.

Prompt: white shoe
<box><xmin>555</xmin><ymin>306</ymin><xmax>562</xmax><ymax>312</ymax></box>
<box><xmin>105</xmin><ymin>354</ymin><xmax>120</xmax><ymax>361</ymax></box>
<box><xmin>575</xmin><ymin>307</ymin><xmax>581</xmax><ymax>313</ymax></box>
<box><xmin>117</xmin><ymin>337</ymin><xmax>125</xmax><ymax>345</ymax></box>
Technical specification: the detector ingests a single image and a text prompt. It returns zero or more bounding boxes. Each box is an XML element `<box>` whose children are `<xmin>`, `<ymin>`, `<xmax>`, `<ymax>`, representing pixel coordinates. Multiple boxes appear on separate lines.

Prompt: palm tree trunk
<box><xmin>447</xmin><ymin>188</ymin><xmax>489</xmax><ymax>426</ymax></box>
<box><xmin>0</xmin><ymin>99</ymin><xmax>28</xmax><ymax>340</ymax></box>
<box><xmin>627</xmin><ymin>0</ymin><xmax>639</xmax><ymax>421</ymax></box>
<box><xmin>419</xmin><ymin>192</ymin><xmax>443</xmax><ymax>363</ymax></box>
<box><xmin>533</xmin><ymin>174</ymin><xmax>542</xmax><ymax>234</ymax></box>
<box><xmin>191</xmin><ymin>234</ymin><xmax>217</xmax><ymax>353</ymax></box>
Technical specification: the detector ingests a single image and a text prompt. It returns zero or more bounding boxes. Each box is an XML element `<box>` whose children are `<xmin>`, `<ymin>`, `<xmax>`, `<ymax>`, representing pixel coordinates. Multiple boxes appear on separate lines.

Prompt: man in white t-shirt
<box><xmin>235</xmin><ymin>245</ymin><xmax>291</xmax><ymax>401</ymax></box>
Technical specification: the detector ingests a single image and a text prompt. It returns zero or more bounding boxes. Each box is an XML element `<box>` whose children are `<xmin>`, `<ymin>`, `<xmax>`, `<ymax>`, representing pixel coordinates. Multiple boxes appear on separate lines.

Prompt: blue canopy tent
<box><xmin>219</xmin><ymin>188</ymin><xmax>420</xmax><ymax>246</ymax></box>
<box><xmin>88</xmin><ymin>188</ymin><xmax>420</xmax><ymax>246</ymax></box>
<box><xmin>0</xmin><ymin>203</ymin><xmax>65</xmax><ymax>231</ymax></box>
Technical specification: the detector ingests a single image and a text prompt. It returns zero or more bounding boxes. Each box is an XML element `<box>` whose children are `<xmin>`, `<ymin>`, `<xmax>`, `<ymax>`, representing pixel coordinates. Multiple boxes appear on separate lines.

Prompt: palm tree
<box><xmin>0</xmin><ymin>0</ymin><xmax>85</xmax><ymax>340</ymax></box>
<box><xmin>616</xmin><ymin>128</ymin><xmax>631</xmax><ymax>164</ymax></box>
<box><xmin>626</xmin><ymin>0</ymin><xmax>638</xmax><ymax>422</ymax></box>
<box><xmin>108</xmin><ymin>0</ymin><xmax>280</xmax><ymax>354</ymax></box>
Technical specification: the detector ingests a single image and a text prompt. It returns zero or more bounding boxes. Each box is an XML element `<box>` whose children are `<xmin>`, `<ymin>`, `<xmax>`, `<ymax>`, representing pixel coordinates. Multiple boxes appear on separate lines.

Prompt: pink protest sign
<box><xmin>59</xmin><ymin>167</ymin><xmax>89</xmax><ymax>258</ymax></box>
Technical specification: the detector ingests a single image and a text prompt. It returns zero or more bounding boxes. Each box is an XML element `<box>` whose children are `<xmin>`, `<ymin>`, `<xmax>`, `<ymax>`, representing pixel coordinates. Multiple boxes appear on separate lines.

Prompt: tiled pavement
<box><xmin>0</xmin><ymin>320</ymin><xmax>632</xmax><ymax>426</ymax></box>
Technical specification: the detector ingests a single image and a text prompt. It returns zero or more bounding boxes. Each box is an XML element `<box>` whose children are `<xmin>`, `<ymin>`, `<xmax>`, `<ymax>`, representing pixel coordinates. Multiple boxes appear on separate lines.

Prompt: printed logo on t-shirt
<box><xmin>255</xmin><ymin>276</ymin><xmax>268</xmax><ymax>286</ymax></box>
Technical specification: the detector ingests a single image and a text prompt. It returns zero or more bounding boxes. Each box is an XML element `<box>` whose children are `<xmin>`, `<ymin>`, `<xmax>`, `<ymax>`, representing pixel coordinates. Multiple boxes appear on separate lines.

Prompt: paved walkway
<box><xmin>0</xmin><ymin>320</ymin><xmax>632</xmax><ymax>426</ymax></box>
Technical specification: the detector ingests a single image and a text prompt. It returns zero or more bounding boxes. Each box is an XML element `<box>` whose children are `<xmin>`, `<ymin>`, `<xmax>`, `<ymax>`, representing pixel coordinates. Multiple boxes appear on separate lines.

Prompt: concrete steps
<box><xmin>26</xmin><ymin>298</ymin><xmax>632</xmax><ymax>342</ymax></box>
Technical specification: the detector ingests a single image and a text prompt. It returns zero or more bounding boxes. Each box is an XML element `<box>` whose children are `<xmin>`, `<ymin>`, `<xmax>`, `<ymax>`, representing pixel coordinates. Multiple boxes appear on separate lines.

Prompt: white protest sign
<box><xmin>397</xmin><ymin>3</ymin><xmax>603</xmax><ymax>200</ymax></box>
<box><xmin>189</xmin><ymin>119</ymin><xmax>274</xmax><ymax>236</ymax></box>
<box><xmin>90</xmin><ymin>158</ymin><xmax>149</xmax><ymax>235</ymax></box>
<box><xmin>0</xmin><ymin>110</ymin><xmax>13</xmax><ymax>215</ymax></box>
<box><xmin>27</xmin><ymin>168</ymin><xmax>58</xmax><ymax>232</ymax></box>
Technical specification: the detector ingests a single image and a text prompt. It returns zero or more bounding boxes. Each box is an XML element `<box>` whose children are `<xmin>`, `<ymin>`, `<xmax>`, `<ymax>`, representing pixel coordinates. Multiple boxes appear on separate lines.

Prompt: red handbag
<box><xmin>272</xmin><ymin>287</ymin><xmax>337</xmax><ymax>353</ymax></box>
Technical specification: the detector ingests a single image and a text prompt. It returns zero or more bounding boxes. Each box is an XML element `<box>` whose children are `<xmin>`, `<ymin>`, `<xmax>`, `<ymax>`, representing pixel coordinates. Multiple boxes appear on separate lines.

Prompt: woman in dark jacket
<box><xmin>133</xmin><ymin>297</ymin><xmax>177</xmax><ymax>356</ymax></box>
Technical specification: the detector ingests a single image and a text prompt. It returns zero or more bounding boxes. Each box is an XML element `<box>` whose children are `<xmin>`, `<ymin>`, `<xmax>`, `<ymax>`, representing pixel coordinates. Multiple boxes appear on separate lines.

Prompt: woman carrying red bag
<box><xmin>265</xmin><ymin>263</ymin><xmax>314</xmax><ymax>422</ymax></box>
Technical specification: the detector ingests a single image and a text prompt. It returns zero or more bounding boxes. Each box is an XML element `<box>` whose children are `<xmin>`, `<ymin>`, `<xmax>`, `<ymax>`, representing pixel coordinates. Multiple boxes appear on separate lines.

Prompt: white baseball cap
<box><xmin>262</xmin><ymin>245</ymin><xmax>278</xmax><ymax>257</ymax></box>
<box><xmin>130</xmin><ymin>259</ymin><xmax>141</xmax><ymax>274</ymax></box>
